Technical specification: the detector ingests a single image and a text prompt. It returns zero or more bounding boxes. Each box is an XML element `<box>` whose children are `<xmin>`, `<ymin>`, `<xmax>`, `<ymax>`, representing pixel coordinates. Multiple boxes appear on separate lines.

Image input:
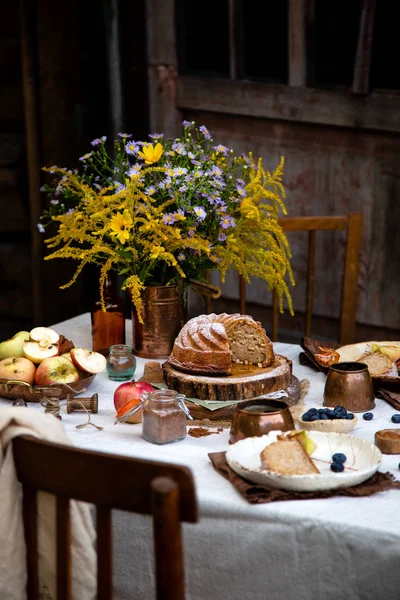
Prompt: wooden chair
<box><xmin>239</xmin><ymin>213</ymin><xmax>363</xmax><ymax>345</ymax></box>
<box><xmin>12</xmin><ymin>435</ymin><xmax>198</xmax><ymax>600</ymax></box>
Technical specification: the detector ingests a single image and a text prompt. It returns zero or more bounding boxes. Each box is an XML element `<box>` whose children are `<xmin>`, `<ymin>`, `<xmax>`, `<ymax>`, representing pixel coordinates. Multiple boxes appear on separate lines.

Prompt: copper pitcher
<box><xmin>229</xmin><ymin>398</ymin><xmax>294</xmax><ymax>444</ymax></box>
<box><xmin>323</xmin><ymin>362</ymin><xmax>375</xmax><ymax>413</ymax></box>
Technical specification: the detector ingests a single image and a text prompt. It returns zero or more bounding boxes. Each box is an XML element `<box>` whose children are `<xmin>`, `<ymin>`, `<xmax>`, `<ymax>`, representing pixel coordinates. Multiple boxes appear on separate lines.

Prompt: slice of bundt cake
<box><xmin>168</xmin><ymin>313</ymin><xmax>274</xmax><ymax>376</ymax></box>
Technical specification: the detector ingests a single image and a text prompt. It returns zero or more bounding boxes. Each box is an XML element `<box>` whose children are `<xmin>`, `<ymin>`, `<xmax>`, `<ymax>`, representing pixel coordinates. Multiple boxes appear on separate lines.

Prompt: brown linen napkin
<box><xmin>209</xmin><ymin>451</ymin><xmax>400</xmax><ymax>504</ymax></box>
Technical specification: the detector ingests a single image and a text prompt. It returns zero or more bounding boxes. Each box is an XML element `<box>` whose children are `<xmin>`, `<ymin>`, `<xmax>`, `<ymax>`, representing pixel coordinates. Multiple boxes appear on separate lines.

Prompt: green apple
<box><xmin>0</xmin><ymin>331</ymin><xmax>30</xmax><ymax>360</ymax></box>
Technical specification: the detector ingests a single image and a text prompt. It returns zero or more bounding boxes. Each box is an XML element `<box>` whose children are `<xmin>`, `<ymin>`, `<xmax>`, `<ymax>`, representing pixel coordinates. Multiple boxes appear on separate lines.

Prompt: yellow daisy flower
<box><xmin>138</xmin><ymin>143</ymin><xmax>164</xmax><ymax>165</ymax></box>
<box><xmin>110</xmin><ymin>210</ymin><xmax>132</xmax><ymax>244</ymax></box>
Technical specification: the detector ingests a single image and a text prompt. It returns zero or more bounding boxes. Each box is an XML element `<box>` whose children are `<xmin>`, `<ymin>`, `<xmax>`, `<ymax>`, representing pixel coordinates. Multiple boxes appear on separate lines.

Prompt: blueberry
<box><xmin>347</xmin><ymin>413</ymin><xmax>355</xmax><ymax>420</ymax></box>
<box><xmin>330</xmin><ymin>461</ymin><xmax>345</xmax><ymax>473</ymax></box>
<box><xmin>307</xmin><ymin>408</ymin><xmax>318</xmax><ymax>416</ymax></box>
<box><xmin>391</xmin><ymin>414</ymin><xmax>400</xmax><ymax>424</ymax></box>
<box><xmin>301</xmin><ymin>413</ymin><xmax>310</xmax><ymax>422</ymax></box>
<box><xmin>309</xmin><ymin>414</ymin><xmax>320</xmax><ymax>421</ymax></box>
<box><xmin>319</xmin><ymin>413</ymin><xmax>329</xmax><ymax>420</ymax></box>
<box><xmin>332</xmin><ymin>453</ymin><xmax>347</xmax><ymax>464</ymax></box>
<box><xmin>363</xmin><ymin>412</ymin><xmax>373</xmax><ymax>421</ymax></box>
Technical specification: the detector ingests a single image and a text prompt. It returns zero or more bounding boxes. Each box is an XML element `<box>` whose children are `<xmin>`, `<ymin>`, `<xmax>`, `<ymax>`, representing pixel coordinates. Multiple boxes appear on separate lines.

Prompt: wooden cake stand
<box><xmin>163</xmin><ymin>355</ymin><xmax>292</xmax><ymax>401</ymax></box>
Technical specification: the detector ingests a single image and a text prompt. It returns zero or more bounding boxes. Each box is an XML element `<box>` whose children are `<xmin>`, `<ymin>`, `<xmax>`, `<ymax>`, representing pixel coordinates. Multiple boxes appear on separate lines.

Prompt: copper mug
<box><xmin>229</xmin><ymin>398</ymin><xmax>294</xmax><ymax>444</ymax></box>
<box><xmin>323</xmin><ymin>362</ymin><xmax>375</xmax><ymax>413</ymax></box>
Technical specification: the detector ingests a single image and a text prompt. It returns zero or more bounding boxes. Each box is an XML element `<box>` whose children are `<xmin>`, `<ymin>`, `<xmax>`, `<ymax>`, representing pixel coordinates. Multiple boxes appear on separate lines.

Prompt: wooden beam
<box><xmin>177</xmin><ymin>75</ymin><xmax>400</xmax><ymax>134</ymax></box>
<box><xmin>19</xmin><ymin>0</ymin><xmax>43</xmax><ymax>325</ymax></box>
<box><xmin>289</xmin><ymin>0</ymin><xmax>307</xmax><ymax>86</ymax></box>
<box><xmin>352</xmin><ymin>0</ymin><xmax>377</xmax><ymax>95</ymax></box>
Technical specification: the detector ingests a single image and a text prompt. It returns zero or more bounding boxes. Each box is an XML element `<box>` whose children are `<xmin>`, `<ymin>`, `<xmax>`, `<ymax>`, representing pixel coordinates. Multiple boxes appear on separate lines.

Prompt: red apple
<box><xmin>114</xmin><ymin>381</ymin><xmax>155</xmax><ymax>424</ymax></box>
<box><xmin>0</xmin><ymin>357</ymin><xmax>36</xmax><ymax>385</ymax></box>
<box><xmin>70</xmin><ymin>348</ymin><xmax>106</xmax><ymax>374</ymax></box>
<box><xmin>35</xmin><ymin>356</ymin><xmax>80</xmax><ymax>386</ymax></box>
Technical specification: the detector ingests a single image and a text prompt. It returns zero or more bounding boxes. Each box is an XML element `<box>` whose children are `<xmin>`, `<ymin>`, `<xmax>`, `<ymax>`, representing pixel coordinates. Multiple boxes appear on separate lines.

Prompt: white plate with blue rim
<box><xmin>226</xmin><ymin>430</ymin><xmax>382</xmax><ymax>492</ymax></box>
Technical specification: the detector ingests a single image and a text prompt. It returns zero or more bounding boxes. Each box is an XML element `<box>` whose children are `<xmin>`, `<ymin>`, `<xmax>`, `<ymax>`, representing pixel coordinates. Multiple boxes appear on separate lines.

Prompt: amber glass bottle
<box><xmin>91</xmin><ymin>274</ymin><xmax>125</xmax><ymax>356</ymax></box>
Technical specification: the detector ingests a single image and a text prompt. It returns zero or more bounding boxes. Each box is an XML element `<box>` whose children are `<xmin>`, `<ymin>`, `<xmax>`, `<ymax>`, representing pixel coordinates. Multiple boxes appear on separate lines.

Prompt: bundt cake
<box><xmin>168</xmin><ymin>313</ymin><xmax>275</xmax><ymax>376</ymax></box>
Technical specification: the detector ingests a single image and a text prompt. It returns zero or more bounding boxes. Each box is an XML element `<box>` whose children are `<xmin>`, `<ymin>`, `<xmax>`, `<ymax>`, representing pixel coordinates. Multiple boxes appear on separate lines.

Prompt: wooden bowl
<box><xmin>0</xmin><ymin>374</ymin><xmax>96</xmax><ymax>402</ymax></box>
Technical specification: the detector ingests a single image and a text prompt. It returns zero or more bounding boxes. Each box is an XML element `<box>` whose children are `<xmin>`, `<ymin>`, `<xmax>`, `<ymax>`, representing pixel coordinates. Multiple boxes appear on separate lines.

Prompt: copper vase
<box><xmin>131</xmin><ymin>284</ymin><xmax>186</xmax><ymax>359</ymax></box>
<box><xmin>229</xmin><ymin>399</ymin><xmax>295</xmax><ymax>444</ymax></box>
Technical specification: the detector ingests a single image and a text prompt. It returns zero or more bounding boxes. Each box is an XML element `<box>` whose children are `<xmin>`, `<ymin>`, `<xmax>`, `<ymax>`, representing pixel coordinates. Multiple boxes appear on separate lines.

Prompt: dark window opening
<box><xmin>177</xmin><ymin>0</ymin><xmax>230</xmax><ymax>77</ymax></box>
<box><xmin>238</xmin><ymin>0</ymin><xmax>288</xmax><ymax>83</ymax></box>
<box><xmin>370</xmin><ymin>0</ymin><xmax>400</xmax><ymax>91</ymax></box>
<box><xmin>310</xmin><ymin>0</ymin><xmax>362</xmax><ymax>89</ymax></box>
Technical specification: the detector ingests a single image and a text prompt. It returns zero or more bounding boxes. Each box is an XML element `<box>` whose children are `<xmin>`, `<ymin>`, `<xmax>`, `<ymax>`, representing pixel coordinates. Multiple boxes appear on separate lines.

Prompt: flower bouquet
<box><xmin>39</xmin><ymin>121</ymin><xmax>294</xmax><ymax>323</ymax></box>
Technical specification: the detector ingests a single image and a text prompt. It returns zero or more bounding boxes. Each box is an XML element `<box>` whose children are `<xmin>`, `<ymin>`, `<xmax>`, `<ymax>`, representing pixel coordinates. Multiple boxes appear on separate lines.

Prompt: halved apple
<box><xmin>70</xmin><ymin>348</ymin><xmax>107</xmax><ymax>374</ymax></box>
<box><xmin>30</xmin><ymin>327</ymin><xmax>60</xmax><ymax>346</ymax></box>
<box><xmin>23</xmin><ymin>341</ymin><xmax>59</xmax><ymax>364</ymax></box>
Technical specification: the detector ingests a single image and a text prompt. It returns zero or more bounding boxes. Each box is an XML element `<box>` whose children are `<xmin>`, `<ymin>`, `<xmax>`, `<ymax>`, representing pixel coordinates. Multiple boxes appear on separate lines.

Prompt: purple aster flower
<box><xmin>236</xmin><ymin>186</ymin><xmax>246</xmax><ymax>197</ymax></box>
<box><xmin>93</xmin><ymin>183</ymin><xmax>103</xmax><ymax>191</ymax></box>
<box><xmin>188</xmin><ymin>229</ymin><xmax>195</xmax><ymax>238</ymax></box>
<box><xmin>125</xmin><ymin>142</ymin><xmax>139</xmax><ymax>155</ymax></box>
<box><xmin>176</xmin><ymin>209</ymin><xmax>185</xmax><ymax>217</ymax></box>
<box><xmin>79</xmin><ymin>152</ymin><xmax>93</xmax><ymax>162</ymax></box>
<box><xmin>218</xmin><ymin>232</ymin><xmax>227</xmax><ymax>242</ymax></box>
<box><xmin>40</xmin><ymin>185</ymin><xmax>46</xmax><ymax>192</ymax></box>
<box><xmin>193</xmin><ymin>206</ymin><xmax>207</xmax><ymax>221</ymax></box>
<box><xmin>211</xmin><ymin>165</ymin><xmax>223</xmax><ymax>176</ymax></box>
<box><xmin>126</xmin><ymin>165</ymin><xmax>141</xmax><ymax>177</ymax></box>
<box><xmin>213</xmin><ymin>144</ymin><xmax>229</xmax><ymax>156</ymax></box>
<box><xmin>91</xmin><ymin>137</ymin><xmax>104</xmax><ymax>146</ymax></box>
<box><xmin>172</xmin><ymin>167</ymin><xmax>188</xmax><ymax>177</ymax></box>
<box><xmin>178</xmin><ymin>185</ymin><xmax>188</xmax><ymax>193</ymax></box>
<box><xmin>163</xmin><ymin>213</ymin><xmax>176</xmax><ymax>225</ymax></box>
<box><xmin>66</xmin><ymin>208</ymin><xmax>75</xmax><ymax>215</ymax></box>
<box><xmin>114</xmin><ymin>182</ymin><xmax>127</xmax><ymax>192</ymax></box>
<box><xmin>199</xmin><ymin>125</ymin><xmax>211</xmax><ymax>140</ymax></box>
<box><xmin>50</xmin><ymin>199</ymin><xmax>59</xmax><ymax>205</ymax></box>
<box><xmin>118</xmin><ymin>132</ymin><xmax>132</xmax><ymax>138</ymax></box>
<box><xmin>182</xmin><ymin>120</ymin><xmax>192</xmax><ymax>127</ymax></box>
<box><xmin>187</xmin><ymin>151</ymin><xmax>195</xmax><ymax>159</ymax></box>
<box><xmin>220</xmin><ymin>215</ymin><xmax>236</xmax><ymax>229</ymax></box>
<box><xmin>145</xmin><ymin>185</ymin><xmax>156</xmax><ymax>195</ymax></box>
<box><xmin>149</xmin><ymin>132</ymin><xmax>164</xmax><ymax>140</ymax></box>
<box><xmin>177</xmin><ymin>252</ymin><xmax>186</xmax><ymax>261</ymax></box>
<box><xmin>37</xmin><ymin>223</ymin><xmax>45</xmax><ymax>233</ymax></box>
<box><xmin>237</xmin><ymin>178</ymin><xmax>245</xmax><ymax>186</ymax></box>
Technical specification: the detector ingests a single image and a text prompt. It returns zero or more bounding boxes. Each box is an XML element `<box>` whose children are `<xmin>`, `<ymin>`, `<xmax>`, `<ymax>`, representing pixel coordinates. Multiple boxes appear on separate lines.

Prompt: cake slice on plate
<box><xmin>260</xmin><ymin>436</ymin><xmax>320</xmax><ymax>475</ymax></box>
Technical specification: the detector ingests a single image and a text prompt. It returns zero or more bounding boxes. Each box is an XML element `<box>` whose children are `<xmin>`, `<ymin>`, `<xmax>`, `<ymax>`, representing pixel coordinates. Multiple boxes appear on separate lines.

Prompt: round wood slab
<box><xmin>163</xmin><ymin>355</ymin><xmax>292</xmax><ymax>401</ymax></box>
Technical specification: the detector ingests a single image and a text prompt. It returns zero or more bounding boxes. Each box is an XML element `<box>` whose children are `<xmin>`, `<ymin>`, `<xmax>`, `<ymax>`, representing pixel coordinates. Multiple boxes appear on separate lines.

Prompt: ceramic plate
<box><xmin>226</xmin><ymin>430</ymin><xmax>381</xmax><ymax>492</ymax></box>
<box><xmin>298</xmin><ymin>413</ymin><xmax>358</xmax><ymax>434</ymax></box>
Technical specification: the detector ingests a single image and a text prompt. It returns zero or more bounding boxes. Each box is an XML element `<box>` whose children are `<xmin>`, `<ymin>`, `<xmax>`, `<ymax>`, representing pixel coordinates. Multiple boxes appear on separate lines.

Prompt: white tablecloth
<box><xmin>2</xmin><ymin>313</ymin><xmax>400</xmax><ymax>600</ymax></box>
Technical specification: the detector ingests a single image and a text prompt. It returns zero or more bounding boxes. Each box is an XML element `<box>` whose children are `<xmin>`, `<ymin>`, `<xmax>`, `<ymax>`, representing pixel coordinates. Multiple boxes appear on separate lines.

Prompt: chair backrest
<box><xmin>13</xmin><ymin>435</ymin><xmax>198</xmax><ymax>600</ymax></box>
<box><xmin>238</xmin><ymin>213</ymin><xmax>362</xmax><ymax>345</ymax></box>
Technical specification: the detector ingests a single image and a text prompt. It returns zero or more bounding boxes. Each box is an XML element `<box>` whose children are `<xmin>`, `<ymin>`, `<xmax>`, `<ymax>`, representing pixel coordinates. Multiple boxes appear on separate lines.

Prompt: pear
<box><xmin>0</xmin><ymin>331</ymin><xmax>30</xmax><ymax>360</ymax></box>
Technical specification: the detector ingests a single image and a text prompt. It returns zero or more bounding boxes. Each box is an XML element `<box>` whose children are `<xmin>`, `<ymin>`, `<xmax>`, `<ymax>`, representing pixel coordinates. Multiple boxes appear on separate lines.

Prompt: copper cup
<box><xmin>323</xmin><ymin>362</ymin><xmax>375</xmax><ymax>413</ymax></box>
<box><xmin>229</xmin><ymin>399</ymin><xmax>294</xmax><ymax>444</ymax></box>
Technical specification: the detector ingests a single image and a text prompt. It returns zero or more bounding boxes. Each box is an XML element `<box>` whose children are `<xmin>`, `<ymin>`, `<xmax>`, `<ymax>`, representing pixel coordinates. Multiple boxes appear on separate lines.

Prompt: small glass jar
<box><xmin>140</xmin><ymin>389</ymin><xmax>187</xmax><ymax>444</ymax></box>
<box><xmin>106</xmin><ymin>344</ymin><xmax>136</xmax><ymax>381</ymax></box>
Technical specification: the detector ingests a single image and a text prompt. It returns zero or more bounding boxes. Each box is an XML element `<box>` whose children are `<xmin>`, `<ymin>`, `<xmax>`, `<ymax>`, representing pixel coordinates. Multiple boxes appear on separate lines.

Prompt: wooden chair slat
<box><xmin>152</xmin><ymin>477</ymin><xmax>185</xmax><ymax>600</ymax></box>
<box><xmin>13</xmin><ymin>435</ymin><xmax>198</xmax><ymax>600</ymax></box>
<box><xmin>97</xmin><ymin>506</ymin><xmax>113</xmax><ymax>600</ymax></box>
<box><xmin>239</xmin><ymin>213</ymin><xmax>362</xmax><ymax>345</ymax></box>
<box><xmin>12</xmin><ymin>437</ymin><xmax>197</xmax><ymax>522</ymax></box>
<box><xmin>22</xmin><ymin>483</ymin><xmax>39</xmax><ymax>600</ymax></box>
<box><xmin>305</xmin><ymin>230</ymin><xmax>316</xmax><ymax>337</ymax></box>
<box><xmin>340</xmin><ymin>212</ymin><xmax>363</xmax><ymax>345</ymax></box>
<box><xmin>56</xmin><ymin>495</ymin><xmax>71</xmax><ymax>600</ymax></box>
